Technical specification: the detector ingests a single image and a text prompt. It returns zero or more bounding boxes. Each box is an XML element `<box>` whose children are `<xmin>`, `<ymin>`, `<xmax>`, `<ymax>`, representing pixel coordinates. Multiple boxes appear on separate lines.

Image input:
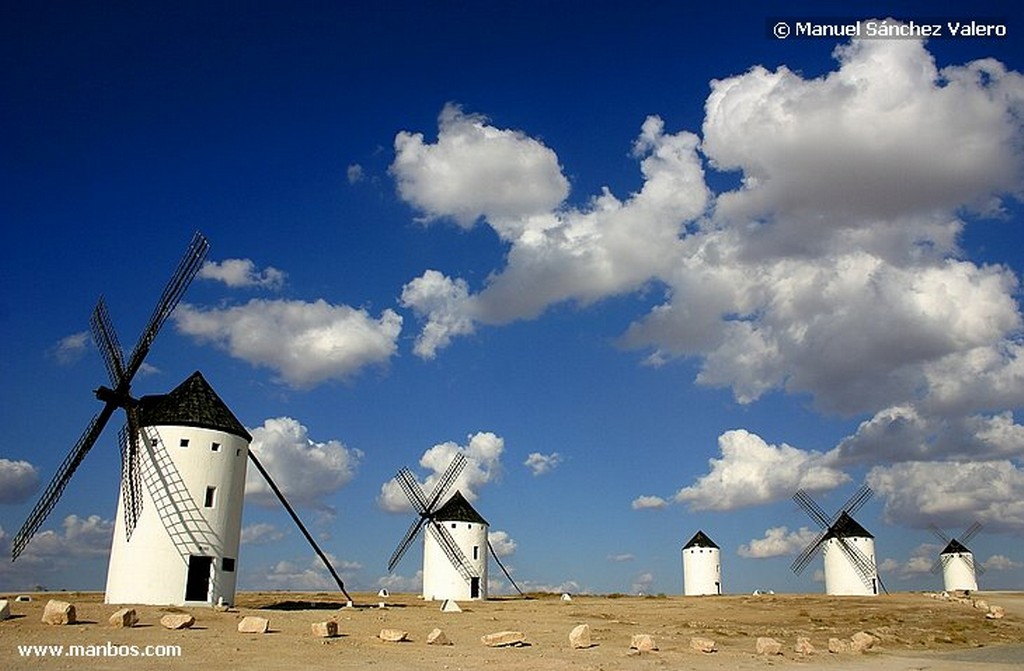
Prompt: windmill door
<box><xmin>470</xmin><ymin>577</ymin><xmax>480</xmax><ymax>599</ymax></box>
<box><xmin>185</xmin><ymin>555</ymin><xmax>213</xmax><ymax>601</ymax></box>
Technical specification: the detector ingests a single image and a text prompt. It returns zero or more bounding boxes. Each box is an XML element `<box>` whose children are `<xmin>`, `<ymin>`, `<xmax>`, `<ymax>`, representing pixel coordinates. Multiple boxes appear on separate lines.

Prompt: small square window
<box><xmin>204</xmin><ymin>486</ymin><xmax>216</xmax><ymax>508</ymax></box>
<box><xmin>211</xmin><ymin>442</ymin><xmax>221</xmax><ymax>452</ymax></box>
<box><xmin>222</xmin><ymin>557</ymin><xmax>236</xmax><ymax>572</ymax></box>
<box><xmin>180</xmin><ymin>438</ymin><xmax>190</xmax><ymax>448</ymax></box>
<box><xmin>451</xmin><ymin>523</ymin><xmax>457</xmax><ymax>529</ymax></box>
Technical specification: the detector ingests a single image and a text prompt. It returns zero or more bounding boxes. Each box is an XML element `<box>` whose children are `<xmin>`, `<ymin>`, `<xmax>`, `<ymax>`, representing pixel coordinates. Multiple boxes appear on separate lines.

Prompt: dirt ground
<box><xmin>3</xmin><ymin>590</ymin><xmax>1023</xmax><ymax>671</ymax></box>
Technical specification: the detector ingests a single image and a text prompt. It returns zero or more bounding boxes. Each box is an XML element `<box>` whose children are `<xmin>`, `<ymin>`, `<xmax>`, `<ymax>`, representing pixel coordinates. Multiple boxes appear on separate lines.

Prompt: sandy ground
<box><xmin>2</xmin><ymin>590</ymin><xmax>1023</xmax><ymax>671</ymax></box>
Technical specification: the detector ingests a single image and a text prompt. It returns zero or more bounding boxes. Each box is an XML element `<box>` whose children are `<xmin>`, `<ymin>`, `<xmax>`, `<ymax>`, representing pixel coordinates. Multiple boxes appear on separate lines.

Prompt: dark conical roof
<box><xmin>683</xmin><ymin>530</ymin><xmax>719</xmax><ymax>549</ymax></box>
<box><xmin>941</xmin><ymin>538</ymin><xmax>972</xmax><ymax>555</ymax></box>
<box><xmin>433</xmin><ymin>491</ymin><xmax>488</xmax><ymax>525</ymax></box>
<box><xmin>823</xmin><ymin>511</ymin><xmax>873</xmax><ymax>540</ymax></box>
<box><xmin>138</xmin><ymin>371</ymin><xmax>251</xmax><ymax>441</ymax></box>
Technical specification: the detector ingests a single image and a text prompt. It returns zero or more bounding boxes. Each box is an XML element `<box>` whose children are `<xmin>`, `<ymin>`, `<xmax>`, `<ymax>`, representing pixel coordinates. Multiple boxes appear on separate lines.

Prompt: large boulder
<box><xmin>379</xmin><ymin>628</ymin><xmax>409</xmax><ymax>642</ymax></box>
<box><xmin>160</xmin><ymin>613</ymin><xmax>195</xmax><ymax>630</ymax></box>
<box><xmin>42</xmin><ymin>600</ymin><xmax>76</xmax><ymax>625</ymax></box>
<box><xmin>108</xmin><ymin>608</ymin><xmax>138</xmax><ymax>628</ymax></box>
<box><xmin>756</xmin><ymin>637</ymin><xmax>783</xmax><ymax>655</ymax></box>
<box><xmin>481</xmin><ymin>630</ymin><xmax>526</xmax><ymax>647</ymax></box>
<box><xmin>427</xmin><ymin>628</ymin><xmax>452</xmax><ymax>645</ymax></box>
<box><xmin>238</xmin><ymin>616</ymin><xmax>270</xmax><ymax>633</ymax></box>
<box><xmin>569</xmin><ymin>624</ymin><xmax>592</xmax><ymax>649</ymax></box>
<box><xmin>311</xmin><ymin>621</ymin><xmax>338</xmax><ymax>638</ymax></box>
<box><xmin>630</xmin><ymin>634</ymin><xmax>658</xmax><ymax>652</ymax></box>
<box><xmin>690</xmin><ymin>636</ymin><xmax>716</xmax><ymax>653</ymax></box>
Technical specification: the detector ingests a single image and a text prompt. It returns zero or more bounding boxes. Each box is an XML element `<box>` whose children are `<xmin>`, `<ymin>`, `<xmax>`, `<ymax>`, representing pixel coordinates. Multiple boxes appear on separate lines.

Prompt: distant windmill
<box><xmin>930</xmin><ymin>522</ymin><xmax>984</xmax><ymax>592</ymax></box>
<box><xmin>791</xmin><ymin>485</ymin><xmax>883</xmax><ymax>596</ymax></box>
<box><xmin>681</xmin><ymin>530</ymin><xmax>721</xmax><ymax>596</ymax></box>
<box><xmin>387</xmin><ymin>453</ymin><xmax>522</xmax><ymax>601</ymax></box>
<box><xmin>12</xmin><ymin>232</ymin><xmax>352</xmax><ymax>606</ymax></box>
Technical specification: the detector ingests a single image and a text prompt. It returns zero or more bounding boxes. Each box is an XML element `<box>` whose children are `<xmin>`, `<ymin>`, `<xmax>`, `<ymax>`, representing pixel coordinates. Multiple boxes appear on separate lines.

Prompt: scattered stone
<box><xmin>238</xmin><ymin>616</ymin><xmax>270</xmax><ymax>634</ymax></box>
<box><xmin>756</xmin><ymin>637</ymin><xmax>783</xmax><ymax>655</ymax></box>
<box><xmin>690</xmin><ymin>636</ymin><xmax>716</xmax><ymax>653</ymax></box>
<box><xmin>160</xmin><ymin>613</ymin><xmax>195</xmax><ymax>630</ymax></box>
<box><xmin>15</xmin><ymin>595</ymin><xmax>32</xmax><ymax>602</ymax></box>
<box><xmin>427</xmin><ymin>628</ymin><xmax>452</xmax><ymax>646</ymax></box>
<box><xmin>569</xmin><ymin>624</ymin><xmax>592</xmax><ymax>649</ymax></box>
<box><xmin>630</xmin><ymin>634</ymin><xmax>658</xmax><ymax>652</ymax></box>
<box><xmin>828</xmin><ymin>637</ymin><xmax>849</xmax><ymax>654</ymax></box>
<box><xmin>986</xmin><ymin>606</ymin><xmax>1006</xmax><ymax>620</ymax></box>
<box><xmin>311</xmin><ymin>621</ymin><xmax>338</xmax><ymax>638</ymax></box>
<box><xmin>795</xmin><ymin>636</ymin><xmax>816</xmax><ymax>655</ymax></box>
<box><xmin>850</xmin><ymin>631</ymin><xmax>879</xmax><ymax>653</ymax></box>
<box><xmin>42</xmin><ymin>600</ymin><xmax>76</xmax><ymax>625</ymax></box>
<box><xmin>0</xmin><ymin>600</ymin><xmax>10</xmax><ymax>621</ymax></box>
<box><xmin>379</xmin><ymin>628</ymin><xmax>409</xmax><ymax>643</ymax></box>
<box><xmin>108</xmin><ymin>608</ymin><xmax>138</xmax><ymax>628</ymax></box>
<box><xmin>973</xmin><ymin>599</ymin><xmax>988</xmax><ymax>611</ymax></box>
<box><xmin>481</xmin><ymin>630</ymin><xmax>527</xmax><ymax>647</ymax></box>
<box><xmin>441</xmin><ymin>599</ymin><xmax>462</xmax><ymax>613</ymax></box>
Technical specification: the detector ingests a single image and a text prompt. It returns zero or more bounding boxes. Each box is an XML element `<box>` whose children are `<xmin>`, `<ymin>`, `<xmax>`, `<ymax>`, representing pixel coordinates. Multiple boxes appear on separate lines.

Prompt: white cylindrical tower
<box><xmin>105</xmin><ymin>372</ymin><xmax>250</xmax><ymax>606</ymax></box>
<box><xmin>422</xmin><ymin>491</ymin><xmax>488</xmax><ymax>601</ymax></box>
<box><xmin>682</xmin><ymin>530</ymin><xmax>721</xmax><ymax>596</ymax></box>
<box><xmin>822</xmin><ymin>513</ymin><xmax>878</xmax><ymax>596</ymax></box>
<box><xmin>940</xmin><ymin>540</ymin><xmax>978</xmax><ymax>592</ymax></box>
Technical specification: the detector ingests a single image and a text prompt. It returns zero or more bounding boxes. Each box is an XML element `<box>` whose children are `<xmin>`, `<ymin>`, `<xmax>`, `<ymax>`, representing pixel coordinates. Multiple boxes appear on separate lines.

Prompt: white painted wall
<box><xmin>682</xmin><ymin>546</ymin><xmax>721</xmax><ymax>595</ymax></box>
<box><xmin>105</xmin><ymin>425</ymin><xmax>248</xmax><ymax>606</ymax></box>
<box><xmin>422</xmin><ymin>520</ymin><xmax>488</xmax><ymax>601</ymax></box>
<box><xmin>941</xmin><ymin>552</ymin><xmax>979</xmax><ymax>592</ymax></box>
<box><xmin>823</xmin><ymin>536</ymin><xmax>878</xmax><ymax>596</ymax></box>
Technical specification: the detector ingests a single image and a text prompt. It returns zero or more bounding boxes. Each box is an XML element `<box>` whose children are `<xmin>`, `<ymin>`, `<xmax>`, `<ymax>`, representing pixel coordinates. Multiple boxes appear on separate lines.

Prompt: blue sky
<box><xmin>2</xmin><ymin>1</ymin><xmax>1023</xmax><ymax>596</ymax></box>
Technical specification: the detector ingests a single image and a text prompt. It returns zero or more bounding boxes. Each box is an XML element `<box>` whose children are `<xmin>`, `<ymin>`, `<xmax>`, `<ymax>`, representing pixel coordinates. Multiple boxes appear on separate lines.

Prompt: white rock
<box><xmin>441</xmin><ymin>599</ymin><xmax>462</xmax><ymax>612</ymax></box>
<box><xmin>756</xmin><ymin>637</ymin><xmax>783</xmax><ymax>655</ymax></box>
<box><xmin>160</xmin><ymin>613</ymin><xmax>195</xmax><ymax>630</ymax></box>
<box><xmin>828</xmin><ymin>637</ymin><xmax>849</xmax><ymax>654</ymax></box>
<box><xmin>631</xmin><ymin>634</ymin><xmax>657</xmax><ymax>652</ymax></box>
<box><xmin>427</xmin><ymin>628</ymin><xmax>452</xmax><ymax>645</ymax></box>
<box><xmin>481</xmin><ymin>630</ymin><xmax>526</xmax><ymax>647</ymax></box>
<box><xmin>379</xmin><ymin>628</ymin><xmax>409</xmax><ymax>642</ymax></box>
<box><xmin>238</xmin><ymin>616</ymin><xmax>270</xmax><ymax>634</ymax></box>
<box><xmin>42</xmin><ymin>600</ymin><xmax>76</xmax><ymax>625</ymax></box>
<box><xmin>850</xmin><ymin>631</ymin><xmax>878</xmax><ymax>652</ymax></box>
<box><xmin>311</xmin><ymin>621</ymin><xmax>338</xmax><ymax>637</ymax></box>
<box><xmin>986</xmin><ymin>605</ymin><xmax>1006</xmax><ymax>619</ymax></box>
<box><xmin>690</xmin><ymin>636</ymin><xmax>716</xmax><ymax>653</ymax></box>
<box><xmin>108</xmin><ymin>608</ymin><xmax>138</xmax><ymax>628</ymax></box>
<box><xmin>569</xmin><ymin>623</ymin><xmax>592</xmax><ymax>649</ymax></box>
<box><xmin>795</xmin><ymin>636</ymin><xmax>816</xmax><ymax>655</ymax></box>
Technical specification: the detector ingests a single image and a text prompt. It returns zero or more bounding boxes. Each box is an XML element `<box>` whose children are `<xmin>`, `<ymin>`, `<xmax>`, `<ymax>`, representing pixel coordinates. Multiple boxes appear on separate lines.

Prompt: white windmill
<box><xmin>387</xmin><ymin>453</ymin><xmax>522</xmax><ymax>601</ymax></box>
<box><xmin>791</xmin><ymin>486</ymin><xmax>883</xmax><ymax>596</ymax></box>
<box><xmin>12</xmin><ymin>233</ymin><xmax>354</xmax><ymax>606</ymax></box>
<box><xmin>681</xmin><ymin>530</ymin><xmax>721</xmax><ymax>595</ymax></box>
<box><xmin>930</xmin><ymin>522</ymin><xmax>984</xmax><ymax>592</ymax></box>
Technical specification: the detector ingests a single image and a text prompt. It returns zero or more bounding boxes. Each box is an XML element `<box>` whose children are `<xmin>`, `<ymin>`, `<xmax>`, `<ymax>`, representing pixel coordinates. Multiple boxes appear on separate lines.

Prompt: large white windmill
<box><xmin>387</xmin><ymin>453</ymin><xmax>522</xmax><ymax>601</ymax></box>
<box><xmin>682</xmin><ymin>530</ymin><xmax>722</xmax><ymax>596</ymax></box>
<box><xmin>12</xmin><ymin>233</ymin><xmax>353</xmax><ymax>606</ymax></box>
<box><xmin>791</xmin><ymin>486</ymin><xmax>883</xmax><ymax>596</ymax></box>
<box><xmin>930</xmin><ymin>522</ymin><xmax>984</xmax><ymax>592</ymax></box>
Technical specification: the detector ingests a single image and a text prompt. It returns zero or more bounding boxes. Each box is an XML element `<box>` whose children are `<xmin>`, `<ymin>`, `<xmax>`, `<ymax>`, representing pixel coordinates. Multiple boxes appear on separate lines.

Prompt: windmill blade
<box><xmin>965</xmin><ymin>553</ymin><xmax>986</xmax><ymax>576</ymax></box>
<box><xmin>388</xmin><ymin>516</ymin><xmax>427</xmax><ymax>572</ymax></box>
<box><xmin>961</xmin><ymin>521</ymin><xmax>983</xmax><ymax>545</ymax></box>
<box><xmin>11</xmin><ymin>402</ymin><xmax>117</xmax><ymax>560</ymax></box>
<box><xmin>930</xmin><ymin>556</ymin><xmax>945</xmax><ymax>575</ymax></box>
<box><xmin>117</xmin><ymin>423</ymin><xmax>144</xmax><ymax>540</ymax></box>
<box><xmin>425</xmin><ymin>452</ymin><xmax>466</xmax><ymax>512</ymax></box>
<box><xmin>928</xmin><ymin>523</ymin><xmax>951</xmax><ymax>544</ymax></box>
<box><xmin>90</xmin><ymin>298</ymin><xmax>127</xmax><ymax>385</ymax></box>
<box><xmin>791</xmin><ymin>529</ymin><xmax>828</xmax><ymax>574</ymax></box>
<box><xmin>793</xmin><ymin>490</ymin><xmax>830</xmax><ymax>528</ymax></box>
<box><xmin>395</xmin><ymin>468</ymin><xmax>430</xmax><ymax>514</ymax></box>
<box><xmin>427</xmin><ymin>519</ymin><xmax>477</xmax><ymax>581</ymax></box>
<box><xmin>841</xmin><ymin>484</ymin><xmax>873</xmax><ymax>517</ymax></box>
<box><xmin>122</xmin><ymin>231</ymin><xmax>209</xmax><ymax>381</ymax></box>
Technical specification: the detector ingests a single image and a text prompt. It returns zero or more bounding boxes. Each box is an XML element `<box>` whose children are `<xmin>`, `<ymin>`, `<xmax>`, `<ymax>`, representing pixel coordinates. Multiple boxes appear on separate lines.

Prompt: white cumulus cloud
<box><xmin>738</xmin><ymin>526</ymin><xmax>821</xmax><ymax>559</ymax></box>
<box><xmin>631</xmin><ymin>495</ymin><xmax>668</xmax><ymax>510</ymax></box>
<box><xmin>674</xmin><ymin>430</ymin><xmax>849</xmax><ymax>511</ymax></box>
<box><xmin>378</xmin><ymin>431</ymin><xmax>504</xmax><ymax>512</ymax></box>
<box><xmin>0</xmin><ymin>458</ymin><xmax>40</xmax><ymax>504</ymax></box>
<box><xmin>524</xmin><ymin>451</ymin><xmax>563</xmax><ymax>476</ymax></box>
<box><xmin>49</xmin><ymin>331</ymin><xmax>90</xmax><ymax>365</ymax></box>
<box><xmin>246</xmin><ymin>417</ymin><xmax>363</xmax><ymax>511</ymax></box>
<box><xmin>488</xmin><ymin>529</ymin><xmax>516</xmax><ymax>557</ymax></box>
<box><xmin>199</xmin><ymin>258</ymin><xmax>287</xmax><ymax>290</ymax></box>
<box><xmin>175</xmin><ymin>299</ymin><xmax>402</xmax><ymax>388</ymax></box>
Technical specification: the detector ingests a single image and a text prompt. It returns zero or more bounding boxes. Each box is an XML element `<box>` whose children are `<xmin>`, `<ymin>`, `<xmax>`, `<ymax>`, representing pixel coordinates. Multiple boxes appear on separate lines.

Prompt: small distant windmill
<box><xmin>791</xmin><ymin>485</ymin><xmax>883</xmax><ymax>596</ymax></box>
<box><xmin>930</xmin><ymin>522</ymin><xmax>984</xmax><ymax>592</ymax></box>
<box><xmin>387</xmin><ymin>452</ymin><xmax>522</xmax><ymax>601</ymax></box>
<box><xmin>681</xmin><ymin>530</ymin><xmax>721</xmax><ymax>596</ymax></box>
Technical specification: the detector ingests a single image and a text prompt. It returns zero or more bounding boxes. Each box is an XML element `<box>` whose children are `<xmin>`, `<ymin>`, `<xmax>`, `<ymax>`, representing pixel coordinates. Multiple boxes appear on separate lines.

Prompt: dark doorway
<box><xmin>470</xmin><ymin>577</ymin><xmax>480</xmax><ymax>599</ymax></box>
<box><xmin>185</xmin><ymin>555</ymin><xmax>213</xmax><ymax>601</ymax></box>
